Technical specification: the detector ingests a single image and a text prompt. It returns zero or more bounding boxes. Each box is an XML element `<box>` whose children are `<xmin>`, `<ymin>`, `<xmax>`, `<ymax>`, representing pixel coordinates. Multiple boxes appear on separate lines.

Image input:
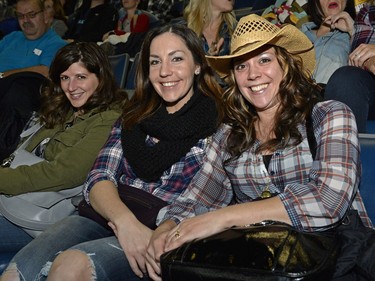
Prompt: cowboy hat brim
<box><xmin>206</xmin><ymin>22</ymin><xmax>315</xmax><ymax>78</ymax></box>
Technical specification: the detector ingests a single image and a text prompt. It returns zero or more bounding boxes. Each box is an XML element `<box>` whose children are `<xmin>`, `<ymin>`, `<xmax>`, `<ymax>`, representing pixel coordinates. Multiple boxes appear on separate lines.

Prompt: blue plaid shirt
<box><xmin>84</xmin><ymin>118</ymin><xmax>211</xmax><ymax>205</ymax></box>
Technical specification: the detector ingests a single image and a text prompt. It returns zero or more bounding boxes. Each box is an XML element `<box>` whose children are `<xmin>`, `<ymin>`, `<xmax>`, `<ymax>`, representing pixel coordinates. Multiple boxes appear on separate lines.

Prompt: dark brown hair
<box><xmin>40</xmin><ymin>41</ymin><xmax>127</xmax><ymax>128</ymax></box>
<box><xmin>121</xmin><ymin>24</ymin><xmax>224</xmax><ymax>130</ymax></box>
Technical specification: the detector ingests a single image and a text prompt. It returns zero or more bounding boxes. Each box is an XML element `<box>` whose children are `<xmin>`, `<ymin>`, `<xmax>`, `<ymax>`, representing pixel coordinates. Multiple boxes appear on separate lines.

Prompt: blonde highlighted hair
<box><xmin>183</xmin><ymin>0</ymin><xmax>237</xmax><ymax>38</ymax></box>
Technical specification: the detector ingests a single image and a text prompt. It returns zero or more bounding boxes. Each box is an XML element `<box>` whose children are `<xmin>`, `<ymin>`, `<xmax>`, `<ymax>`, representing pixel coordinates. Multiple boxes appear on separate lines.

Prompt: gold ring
<box><xmin>174</xmin><ymin>230</ymin><xmax>180</xmax><ymax>239</ymax></box>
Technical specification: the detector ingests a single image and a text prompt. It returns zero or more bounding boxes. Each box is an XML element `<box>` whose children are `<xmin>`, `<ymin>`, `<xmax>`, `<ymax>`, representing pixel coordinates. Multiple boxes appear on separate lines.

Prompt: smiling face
<box><xmin>60</xmin><ymin>62</ymin><xmax>99</xmax><ymax>113</ymax></box>
<box><xmin>319</xmin><ymin>0</ymin><xmax>347</xmax><ymax>17</ymax></box>
<box><xmin>149</xmin><ymin>32</ymin><xmax>200</xmax><ymax>114</ymax></box>
<box><xmin>233</xmin><ymin>46</ymin><xmax>283</xmax><ymax>114</ymax></box>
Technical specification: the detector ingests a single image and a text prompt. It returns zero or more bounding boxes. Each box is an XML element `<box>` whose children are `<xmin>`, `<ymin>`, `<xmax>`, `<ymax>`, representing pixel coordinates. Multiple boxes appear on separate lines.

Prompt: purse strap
<box><xmin>1</xmin><ymin>122</ymin><xmax>43</xmax><ymax>167</ymax></box>
<box><xmin>17</xmin><ymin>122</ymin><xmax>43</xmax><ymax>150</ymax></box>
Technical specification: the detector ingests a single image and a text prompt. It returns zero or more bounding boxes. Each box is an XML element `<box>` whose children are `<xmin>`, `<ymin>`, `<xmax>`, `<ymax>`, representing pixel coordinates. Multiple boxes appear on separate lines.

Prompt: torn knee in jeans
<box><xmin>45</xmin><ymin>250</ymin><xmax>97</xmax><ymax>281</ymax></box>
<box><xmin>1</xmin><ymin>262</ymin><xmax>22</xmax><ymax>281</ymax></box>
<box><xmin>85</xmin><ymin>252</ymin><xmax>97</xmax><ymax>281</ymax></box>
<box><xmin>39</xmin><ymin>261</ymin><xmax>53</xmax><ymax>277</ymax></box>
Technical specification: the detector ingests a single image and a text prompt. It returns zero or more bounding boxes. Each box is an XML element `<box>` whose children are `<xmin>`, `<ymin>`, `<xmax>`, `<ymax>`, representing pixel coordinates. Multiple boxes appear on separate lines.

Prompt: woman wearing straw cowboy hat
<box><xmin>145</xmin><ymin>14</ymin><xmax>372</xmax><ymax>281</ymax></box>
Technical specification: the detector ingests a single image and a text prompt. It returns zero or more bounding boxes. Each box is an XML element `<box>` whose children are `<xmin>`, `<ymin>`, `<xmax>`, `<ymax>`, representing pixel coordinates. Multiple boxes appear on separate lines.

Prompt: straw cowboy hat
<box><xmin>206</xmin><ymin>14</ymin><xmax>315</xmax><ymax>78</ymax></box>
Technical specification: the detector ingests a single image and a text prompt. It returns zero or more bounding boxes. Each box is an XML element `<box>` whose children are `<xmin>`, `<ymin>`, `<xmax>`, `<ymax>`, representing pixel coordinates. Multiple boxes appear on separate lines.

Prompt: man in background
<box><xmin>0</xmin><ymin>0</ymin><xmax>67</xmax><ymax>162</ymax></box>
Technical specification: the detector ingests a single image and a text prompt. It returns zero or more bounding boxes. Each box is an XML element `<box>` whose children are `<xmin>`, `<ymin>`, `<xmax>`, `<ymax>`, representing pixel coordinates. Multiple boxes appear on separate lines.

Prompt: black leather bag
<box><xmin>161</xmin><ymin>221</ymin><xmax>340</xmax><ymax>281</ymax></box>
<box><xmin>78</xmin><ymin>184</ymin><xmax>168</xmax><ymax>230</ymax></box>
<box><xmin>331</xmin><ymin>210</ymin><xmax>375</xmax><ymax>281</ymax></box>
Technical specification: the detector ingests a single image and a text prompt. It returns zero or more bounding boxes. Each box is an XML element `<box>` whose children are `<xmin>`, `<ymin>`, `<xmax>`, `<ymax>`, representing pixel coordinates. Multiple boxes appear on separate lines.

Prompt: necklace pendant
<box><xmin>261</xmin><ymin>190</ymin><xmax>272</xmax><ymax>199</ymax></box>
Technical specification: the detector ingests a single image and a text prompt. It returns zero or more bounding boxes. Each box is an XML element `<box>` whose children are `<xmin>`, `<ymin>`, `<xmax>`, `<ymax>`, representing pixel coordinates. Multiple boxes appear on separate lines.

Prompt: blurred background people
<box><xmin>180</xmin><ymin>0</ymin><xmax>237</xmax><ymax>56</ymax></box>
<box><xmin>64</xmin><ymin>0</ymin><xmax>117</xmax><ymax>42</ymax></box>
<box><xmin>0</xmin><ymin>0</ymin><xmax>67</xmax><ymax>162</ymax></box>
<box><xmin>43</xmin><ymin>0</ymin><xmax>68</xmax><ymax>37</ymax></box>
<box><xmin>301</xmin><ymin>0</ymin><xmax>356</xmax><ymax>84</ymax></box>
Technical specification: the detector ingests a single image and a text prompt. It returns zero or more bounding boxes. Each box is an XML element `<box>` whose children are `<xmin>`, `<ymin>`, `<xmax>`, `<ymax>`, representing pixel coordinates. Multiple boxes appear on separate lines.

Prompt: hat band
<box><xmin>231</xmin><ymin>41</ymin><xmax>262</xmax><ymax>56</ymax></box>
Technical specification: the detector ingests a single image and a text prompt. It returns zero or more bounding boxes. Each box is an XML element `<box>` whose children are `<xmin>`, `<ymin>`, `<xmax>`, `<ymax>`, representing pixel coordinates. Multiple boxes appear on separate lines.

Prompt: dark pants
<box><xmin>0</xmin><ymin>72</ymin><xmax>47</xmax><ymax>162</ymax></box>
<box><xmin>325</xmin><ymin>66</ymin><xmax>375</xmax><ymax>133</ymax></box>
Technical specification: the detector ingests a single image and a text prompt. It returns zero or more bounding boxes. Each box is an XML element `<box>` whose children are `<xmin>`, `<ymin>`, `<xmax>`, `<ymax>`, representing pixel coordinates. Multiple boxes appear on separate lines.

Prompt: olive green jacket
<box><xmin>0</xmin><ymin>107</ymin><xmax>121</xmax><ymax>195</ymax></box>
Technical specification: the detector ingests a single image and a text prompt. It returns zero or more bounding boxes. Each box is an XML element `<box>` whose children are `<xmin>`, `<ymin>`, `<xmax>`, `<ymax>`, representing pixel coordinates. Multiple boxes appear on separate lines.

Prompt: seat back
<box><xmin>251</xmin><ymin>0</ymin><xmax>276</xmax><ymax>14</ymax></box>
<box><xmin>234</xmin><ymin>0</ymin><xmax>256</xmax><ymax>9</ymax></box>
<box><xmin>108</xmin><ymin>52</ymin><xmax>130</xmax><ymax>89</ymax></box>
<box><xmin>358</xmin><ymin>133</ymin><xmax>375</xmax><ymax>224</ymax></box>
<box><xmin>125</xmin><ymin>52</ymin><xmax>140</xmax><ymax>91</ymax></box>
<box><xmin>367</xmin><ymin>120</ymin><xmax>375</xmax><ymax>134</ymax></box>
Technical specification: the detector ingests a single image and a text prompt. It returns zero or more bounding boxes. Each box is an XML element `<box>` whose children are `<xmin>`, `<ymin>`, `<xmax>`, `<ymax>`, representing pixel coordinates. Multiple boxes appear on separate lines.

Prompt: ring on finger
<box><xmin>174</xmin><ymin>230</ymin><xmax>181</xmax><ymax>239</ymax></box>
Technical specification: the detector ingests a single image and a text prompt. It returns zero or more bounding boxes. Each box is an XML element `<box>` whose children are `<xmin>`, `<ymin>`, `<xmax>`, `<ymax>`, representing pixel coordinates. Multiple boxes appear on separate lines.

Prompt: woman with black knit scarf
<box><xmin>3</xmin><ymin>24</ymin><xmax>224</xmax><ymax>281</ymax></box>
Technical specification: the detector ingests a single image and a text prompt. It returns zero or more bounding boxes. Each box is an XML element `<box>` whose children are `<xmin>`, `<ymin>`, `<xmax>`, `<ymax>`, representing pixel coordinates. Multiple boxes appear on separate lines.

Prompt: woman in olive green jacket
<box><xmin>0</xmin><ymin>42</ymin><xmax>127</xmax><ymax>254</ymax></box>
<box><xmin>0</xmin><ymin>42</ymin><xmax>127</xmax><ymax>195</ymax></box>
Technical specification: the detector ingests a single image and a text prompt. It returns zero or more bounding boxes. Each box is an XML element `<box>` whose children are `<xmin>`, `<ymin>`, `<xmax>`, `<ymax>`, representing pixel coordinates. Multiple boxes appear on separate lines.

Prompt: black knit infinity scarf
<box><xmin>122</xmin><ymin>92</ymin><xmax>218</xmax><ymax>182</ymax></box>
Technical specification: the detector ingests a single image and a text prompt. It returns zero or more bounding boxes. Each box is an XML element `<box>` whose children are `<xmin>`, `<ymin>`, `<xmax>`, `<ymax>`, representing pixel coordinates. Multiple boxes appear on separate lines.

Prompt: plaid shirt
<box><xmin>83</xmin><ymin>118</ymin><xmax>210</xmax><ymax>205</ymax></box>
<box><xmin>158</xmin><ymin>100</ymin><xmax>373</xmax><ymax>231</ymax></box>
<box><xmin>352</xmin><ymin>4</ymin><xmax>375</xmax><ymax>51</ymax></box>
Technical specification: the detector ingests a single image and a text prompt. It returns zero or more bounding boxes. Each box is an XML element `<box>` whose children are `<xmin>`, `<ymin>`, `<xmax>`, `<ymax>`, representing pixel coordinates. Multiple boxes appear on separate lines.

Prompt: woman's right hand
<box><xmin>325</xmin><ymin>11</ymin><xmax>354</xmax><ymax>36</ymax></box>
<box><xmin>89</xmin><ymin>182</ymin><xmax>152</xmax><ymax>278</ymax></box>
<box><xmin>349</xmin><ymin>43</ymin><xmax>375</xmax><ymax>71</ymax></box>
<box><xmin>208</xmin><ymin>37</ymin><xmax>224</xmax><ymax>56</ymax></box>
<box><xmin>109</xmin><ymin>217</ymin><xmax>153</xmax><ymax>279</ymax></box>
<box><xmin>102</xmin><ymin>31</ymin><xmax>112</xmax><ymax>41</ymax></box>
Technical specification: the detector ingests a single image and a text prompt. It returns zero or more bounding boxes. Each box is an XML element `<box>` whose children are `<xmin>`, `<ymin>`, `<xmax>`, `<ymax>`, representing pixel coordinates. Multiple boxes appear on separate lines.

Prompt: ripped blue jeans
<box><xmin>3</xmin><ymin>215</ymin><xmax>142</xmax><ymax>281</ymax></box>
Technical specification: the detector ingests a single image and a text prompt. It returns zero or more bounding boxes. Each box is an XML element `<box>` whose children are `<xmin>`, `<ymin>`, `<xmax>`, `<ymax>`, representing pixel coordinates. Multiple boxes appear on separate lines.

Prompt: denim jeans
<box><xmin>0</xmin><ymin>216</ymin><xmax>33</xmax><ymax>258</ymax></box>
<box><xmin>325</xmin><ymin>66</ymin><xmax>375</xmax><ymax>133</ymax></box>
<box><xmin>4</xmin><ymin>215</ymin><xmax>143</xmax><ymax>281</ymax></box>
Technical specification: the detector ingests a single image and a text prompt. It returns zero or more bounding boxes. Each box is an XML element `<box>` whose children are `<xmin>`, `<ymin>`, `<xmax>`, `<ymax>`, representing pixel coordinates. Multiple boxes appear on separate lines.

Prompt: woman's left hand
<box><xmin>349</xmin><ymin>43</ymin><xmax>375</xmax><ymax>69</ymax></box>
<box><xmin>163</xmin><ymin>211</ymin><xmax>227</xmax><ymax>253</ymax></box>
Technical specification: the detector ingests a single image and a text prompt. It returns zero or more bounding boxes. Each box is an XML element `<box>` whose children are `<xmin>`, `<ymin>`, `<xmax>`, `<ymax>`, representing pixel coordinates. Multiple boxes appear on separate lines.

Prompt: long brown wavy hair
<box><xmin>121</xmin><ymin>24</ymin><xmax>224</xmax><ymax>130</ymax></box>
<box><xmin>224</xmin><ymin>45</ymin><xmax>323</xmax><ymax>159</ymax></box>
<box><xmin>39</xmin><ymin>42</ymin><xmax>128</xmax><ymax>128</ymax></box>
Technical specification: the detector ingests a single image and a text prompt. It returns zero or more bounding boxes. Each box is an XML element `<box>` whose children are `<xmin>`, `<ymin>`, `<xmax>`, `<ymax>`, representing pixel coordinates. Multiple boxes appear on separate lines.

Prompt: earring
<box><xmin>195</xmin><ymin>69</ymin><xmax>200</xmax><ymax>75</ymax></box>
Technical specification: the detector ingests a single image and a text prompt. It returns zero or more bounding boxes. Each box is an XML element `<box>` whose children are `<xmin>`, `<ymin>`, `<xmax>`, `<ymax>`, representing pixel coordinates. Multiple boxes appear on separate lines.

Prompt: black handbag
<box><xmin>161</xmin><ymin>221</ymin><xmax>340</xmax><ymax>281</ymax></box>
<box><xmin>78</xmin><ymin>184</ymin><xmax>168</xmax><ymax>230</ymax></box>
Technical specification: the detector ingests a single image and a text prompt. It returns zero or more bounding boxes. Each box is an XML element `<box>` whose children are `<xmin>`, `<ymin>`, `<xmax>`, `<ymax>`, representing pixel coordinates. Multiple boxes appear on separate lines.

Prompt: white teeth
<box><xmin>251</xmin><ymin>84</ymin><xmax>268</xmax><ymax>92</ymax></box>
<box><xmin>70</xmin><ymin>93</ymin><xmax>83</xmax><ymax>99</ymax></box>
<box><xmin>162</xmin><ymin>82</ymin><xmax>177</xmax><ymax>87</ymax></box>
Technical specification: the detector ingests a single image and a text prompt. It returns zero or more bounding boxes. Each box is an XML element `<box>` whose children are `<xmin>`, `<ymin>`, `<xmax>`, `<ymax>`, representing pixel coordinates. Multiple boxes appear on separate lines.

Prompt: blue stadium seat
<box><xmin>125</xmin><ymin>52</ymin><xmax>140</xmax><ymax>92</ymax></box>
<box><xmin>367</xmin><ymin>120</ymin><xmax>375</xmax><ymax>134</ymax></box>
<box><xmin>108</xmin><ymin>52</ymin><xmax>130</xmax><ymax>89</ymax></box>
<box><xmin>235</xmin><ymin>0</ymin><xmax>276</xmax><ymax>19</ymax></box>
<box><xmin>251</xmin><ymin>0</ymin><xmax>276</xmax><ymax>10</ymax></box>
<box><xmin>234</xmin><ymin>0</ymin><xmax>256</xmax><ymax>9</ymax></box>
<box><xmin>358</xmin><ymin>134</ymin><xmax>375</xmax><ymax>224</ymax></box>
<box><xmin>0</xmin><ymin>252</ymin><xmax>15</xmax><ymax>274</ymax></box>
